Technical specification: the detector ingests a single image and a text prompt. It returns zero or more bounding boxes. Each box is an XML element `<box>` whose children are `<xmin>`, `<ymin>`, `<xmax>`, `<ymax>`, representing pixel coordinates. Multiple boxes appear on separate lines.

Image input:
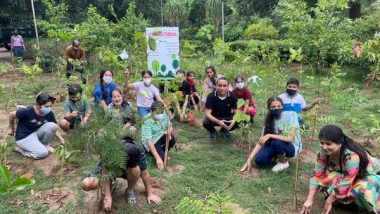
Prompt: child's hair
<box><xmin>68</xmin><ymin>84</ymin><xmax>83</xmax><ymax>96</ymax></box>
<box><xmin>36</xmin><ymin>93</ymin><xmax>56</xmax><ymax>105</ymax></box>
<box><xmin>319</xmin><ymin>125</ymin><xmax>369</xmax><ymax>178</ymax></box>
<box><xmin>99</xmin><ymin>69</ymin><xmax>113</xmax><ymax>99</ymax></box>
<box><xmin>234</xmin><ymin>75</ymin><xmax>244</xmax><ymax>83</ymax></box>
<box><xmin>176</xmin><ymin>69</ymin><xmax>185</xmax><ymax>76</ymax></box>
<box><xmin>216</xmin><ymin>76</ymin><xmax>229</xmax><ymax>85</ymax></box>
<box><xmin>110</xmin><ymin>88</ymin><xmax>129</xmax><ymax>108</ymax></box>
<box><xmin>205</xmin><ymin>66</ymin><xmax>217</xmax><ymax>85</ymax></box>
<box><xmin>141</xmin><ymin>70</ymin><xmax>153</xmax><ymax>78</ymax></box>
<box><xmin>286</xmin><ymin>78</ymin><xmax>300</xmax><ymax>86</ymax></box>
<box><xmin>151</xmin><ymin>100</ymin><xmax>164</xmax><ymax>112</ymax></box>
<box><xmin>263</xmin><ymin>96</ymin><xmax>283</xmax><ymax>135</ymax></box>
<box><xmin>186</xmin><ymin>71</ymin><xmax>196</xmax><ymax>77</ymax></box>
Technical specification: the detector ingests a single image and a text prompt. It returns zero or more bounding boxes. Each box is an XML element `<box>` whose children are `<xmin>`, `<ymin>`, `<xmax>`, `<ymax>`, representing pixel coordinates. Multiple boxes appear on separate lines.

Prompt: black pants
<box><xmin>151</xmin><ymin>134</ymin><xmax>176</xmax><ymax>160</ymax></box>
<box><xmin>203</xmin><ymin>117</ymin><xmax>238</xmax><ymax>133</ymax></box>
<box><xmin>66</xmin><ymin>61</ymin><xmax>86</xmax><ymax>84</ymax></box>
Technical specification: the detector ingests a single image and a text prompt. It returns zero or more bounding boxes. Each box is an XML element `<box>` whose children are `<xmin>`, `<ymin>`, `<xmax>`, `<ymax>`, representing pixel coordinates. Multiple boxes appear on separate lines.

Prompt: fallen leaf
<box><xmin>267</xmin><ymin>187</ymin><xmax>272</xmax><ymax>194</ymax></box>
<box><xmin>21</xmin><ymin>172</ymin><xmax>33</xmax><ymax>179</ymax></box>
<box><xmin>30</xmin><ymin>189</ymin><xmax>35</xmax><ymax>196</ymax></box>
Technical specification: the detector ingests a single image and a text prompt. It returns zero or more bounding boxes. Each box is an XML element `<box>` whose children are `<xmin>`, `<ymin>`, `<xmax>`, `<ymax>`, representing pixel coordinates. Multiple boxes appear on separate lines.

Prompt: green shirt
<box><xmin>63</xmin><ymin>98</ymin><xmax>90</xmax><ymax>118</ymax></box>
<box><xmin>141</xmin><ymin>113</ymin><xmax>171</xmax><ymax>151</ymax></box>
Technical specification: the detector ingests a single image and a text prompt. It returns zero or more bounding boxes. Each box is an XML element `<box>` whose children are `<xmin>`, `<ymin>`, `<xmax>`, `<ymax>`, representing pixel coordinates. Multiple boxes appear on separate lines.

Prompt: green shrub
<box><xmin>244</xmin><ymin>19</ymin><xmax>278</xmax><ymax>40</ymax></box>
<box><xmin>228</xmin><ymin>40</ymin><xmax>249</xmax><ymax>51</ymax></box>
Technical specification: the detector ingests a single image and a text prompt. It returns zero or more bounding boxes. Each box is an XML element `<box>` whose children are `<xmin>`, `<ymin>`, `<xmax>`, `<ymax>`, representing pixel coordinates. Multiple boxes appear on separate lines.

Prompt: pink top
<box><xmin>11</xmin><ymin>35</ymin><xmax>24</xmax><ymax>48</ymax></box>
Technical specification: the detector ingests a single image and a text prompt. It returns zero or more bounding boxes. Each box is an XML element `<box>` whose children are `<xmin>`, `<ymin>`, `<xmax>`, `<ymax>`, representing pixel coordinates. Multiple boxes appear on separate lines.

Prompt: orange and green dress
<box><xmin>310</xmin><ymin>149</ymin><xmax>380</xmax><ymax>213</ymax></box>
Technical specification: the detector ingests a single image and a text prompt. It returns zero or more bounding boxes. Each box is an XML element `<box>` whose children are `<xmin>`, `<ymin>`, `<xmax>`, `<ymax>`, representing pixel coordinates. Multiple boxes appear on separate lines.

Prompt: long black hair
<box><xmin>99</xmin><ymin>69</ymin><xmax>113</xmax><ymax>99</ymax></box>
<box><xmin>263</xmin><ymin>96</ymin><xmax>283</xmax><ymax>135</ymax></box>
<box><xmin>205</xmin><ymin>66</ymin><xmax>217</xmax><ymax>86</ymax></box>
<box><xmin>319</xmin><ymin>125</ymin><xmax>369</xmax><ymax>178</ymax></box>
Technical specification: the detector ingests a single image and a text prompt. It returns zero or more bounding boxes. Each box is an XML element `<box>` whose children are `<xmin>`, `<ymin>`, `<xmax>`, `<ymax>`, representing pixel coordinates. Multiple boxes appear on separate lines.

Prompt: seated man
<box><xmin>203</xmin><ymin>77</ymin><xmax>238</xmax><ymax>139</ymax></box>
<box><xmin>81</xmin><ymin>141</ymin><xmax>161</xmax><ymax>211</ymax></box>
<box><xmin>59</xmin><ymin>84</ymin><xmax>91</xmax><ymax>131</ymax></box>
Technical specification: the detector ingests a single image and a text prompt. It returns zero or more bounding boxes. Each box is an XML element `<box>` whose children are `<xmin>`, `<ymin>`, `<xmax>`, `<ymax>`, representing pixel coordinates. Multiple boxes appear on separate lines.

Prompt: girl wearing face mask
<box><xmin>7</xmin><ymin>93</ymin><xmax>65</xmax><ymax>159</ymax></box>
<box><xmin>123</xmin><ymin>70</ymin><xmax>165</xmax><ymax>118</ymax></box>
<box><xmin>141</xmin><ymin>101</ymin><xmax>176</xmax><ymax>170</ymax></box>
<box><xmin>106</xmin><ymin>88</ymin><xmax>136</xmax><ymax>138</ymax></box>
<box><xmin>93</xmin><ymin>69</ymin><xmax>117</xmax><ymax>110</ymax></box>
<box><xmin>232</xmin><ymin>76</ymin><xmax>256</xmax><ymax>122</ymax></box>
<box><xmin>301</xmin><ymin>125</ymin><xmax>380</xmax><ymax>214</ymax></box>
<box><xmin>240</xmin><ymin>96</ymin><xmax>301</xmax><ymax>173</ymax></box>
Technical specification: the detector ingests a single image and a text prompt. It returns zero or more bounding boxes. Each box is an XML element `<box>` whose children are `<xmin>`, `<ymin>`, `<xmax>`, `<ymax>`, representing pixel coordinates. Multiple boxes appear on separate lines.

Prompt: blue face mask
<box><xmin>40</xmin><ymin>106</ymin><xmax>52</xmax><ymax>115</ymax></box>
<box><xmin>270</xmin><ymin>108</ymin><xmax>283</xmax><ymax>118</ymax></box>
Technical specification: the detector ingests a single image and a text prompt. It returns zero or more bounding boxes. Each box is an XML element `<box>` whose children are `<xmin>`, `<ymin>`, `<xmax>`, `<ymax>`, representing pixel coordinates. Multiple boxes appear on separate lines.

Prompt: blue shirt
<box><xmin>15</xmin><ymin>106</ymin><xmax>57</xmax><ymax>141</ymax></box>
<box><xmin>93</xmin><ymin>82</ymin><xmax>117</xmax><ymax>107</ymax></box>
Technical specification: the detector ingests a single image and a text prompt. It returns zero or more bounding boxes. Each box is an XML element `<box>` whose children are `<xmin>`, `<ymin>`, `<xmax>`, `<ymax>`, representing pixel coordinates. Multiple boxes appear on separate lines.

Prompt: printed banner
<box><xmin>146</xmin><ymin>27</ymin><xmax>180</xmax><ymax>79</ymax></box>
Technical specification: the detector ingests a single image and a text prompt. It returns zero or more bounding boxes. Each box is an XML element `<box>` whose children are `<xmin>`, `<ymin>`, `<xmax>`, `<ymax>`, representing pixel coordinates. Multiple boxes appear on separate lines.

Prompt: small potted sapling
<box><xmin>233</xmin><ymin>99</ymin><xmax>252</xmax><ymax>153</ymax></box>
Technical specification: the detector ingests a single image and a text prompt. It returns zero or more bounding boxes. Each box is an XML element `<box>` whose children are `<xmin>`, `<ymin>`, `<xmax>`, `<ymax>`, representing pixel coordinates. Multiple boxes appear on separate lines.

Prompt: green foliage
<box><xmin>0</xmin><ymin>164</ymin><xmax>35</xmax><ymax>194</ymax></box>
<box><xmin>164</xmin><ymin>0</ymin><xmax>188</xmax><ymax>26</ymax></box>
<box><xmin>213</xmin><ymin>38</ymin><xmax>236</xmax><ymax>63</ymax></box>
<box><xmin>244</xmin><ymin>19</ymin><xmax>278</xmax><ymax>40</ymax></box>
<box><xmin>196</xmin><ymin>24</ymin><xmax>215</xmax><ymax>51</ymax></box>
<box><xmin>175</xmin><ymin>192</ymin><xmax>233</xmax><ymax>214</ymax></box>
<box><xmin>362</xmin><ymin>33</ymin><xmax>380</xmax><ymax>86</ymax></box>
<box><xmin>0</xmin><ymin>62</ymin><xmax>15</xmax><ymax>73</ymax></box>
<box><xmin>352</xmin><ymin>3</ymin><xmax>380</xmax><ymax>41</ymax></box>
<box><xmin>188</xmin><ymin>0</ymin><xmax>206</xmax><ymax>27</ymax></box>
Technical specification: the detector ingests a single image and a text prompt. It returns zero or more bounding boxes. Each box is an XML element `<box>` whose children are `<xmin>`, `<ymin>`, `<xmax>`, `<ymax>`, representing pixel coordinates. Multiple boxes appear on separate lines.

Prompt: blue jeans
<box><xmin>254</xmin><ymin>140</ymin><xmax>295</xmax><ymax>167</ymax></box>
<box><xmin>12</xmin><ymin>46</ymin><xmax>24</xmax><ymax>58</ymax></box>
<box><xmin>137</xmin><ymin>106</ymin><xmax>151</xmax><ymax>118</ymax></box>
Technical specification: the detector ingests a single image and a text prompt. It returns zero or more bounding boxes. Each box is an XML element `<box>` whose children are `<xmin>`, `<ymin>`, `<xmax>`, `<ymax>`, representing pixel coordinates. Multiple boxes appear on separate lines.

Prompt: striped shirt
<box><xmin>141</xmin><ymin>113</ymin><xmax>171</xmax><ymax>151</ymax></box>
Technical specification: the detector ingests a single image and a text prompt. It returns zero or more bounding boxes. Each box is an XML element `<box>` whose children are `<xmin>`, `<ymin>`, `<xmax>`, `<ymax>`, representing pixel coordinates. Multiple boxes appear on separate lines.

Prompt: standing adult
<box><xmin>203</xmin><ymin>77</ymin><xmax>238</xmax><ymax>139</ymax></box>
<box><xmin>10</xmin><ymin>29</ymin><xmax>25</xmax><ymax>59</ymax></box>
<box><xmin>65</xmin><ymin>40</ymin><xmax>86</xmax><ymax>84</ymax></box>
<box><xmin>8</xmin><ymin>93</ymin><xmax>65</xmax><ymax>159</ymax></box>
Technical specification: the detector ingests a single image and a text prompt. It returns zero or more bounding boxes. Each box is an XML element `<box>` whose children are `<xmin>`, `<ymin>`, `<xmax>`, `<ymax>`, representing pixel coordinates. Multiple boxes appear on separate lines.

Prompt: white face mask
<box><xmin>143</xmin><ymin>78</ymin><xmax>152</xmax><ymax>85</ymax></box>
<box><xmin>103</xmin><ymin>76</ymin><xmax>112</xmax><ymax>84</ymax></box>
<box><xmin>236</xmin><ymin>82</ymin><xmax>245</xmax><ymax>89</ymax></box>
<box><xmin>154</xmin><ymin>113</ymin><xmax>164</xmax><ymax>120</ymax></box>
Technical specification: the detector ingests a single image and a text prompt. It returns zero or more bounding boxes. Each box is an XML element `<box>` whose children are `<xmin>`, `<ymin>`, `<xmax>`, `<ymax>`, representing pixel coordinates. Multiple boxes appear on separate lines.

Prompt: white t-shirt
<box><xmin>278</xmin><ymin>93</ymin><xmax>306</xmax><ymax>114</ymax></box>
<box><xmin>133</xmin><ymin>82</ymin><xmax>159</xmax><ymax>108</ymax></box>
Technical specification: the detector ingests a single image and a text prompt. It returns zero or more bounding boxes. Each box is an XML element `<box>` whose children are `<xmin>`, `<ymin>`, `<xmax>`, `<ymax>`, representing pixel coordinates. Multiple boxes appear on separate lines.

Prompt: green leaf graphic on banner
<box><xmin>152</xmin><ymin>60</ymin><xmax>160</xmax><ymax>72</ymax></box>
<box><xmin>168</xmin><ymin>70</ymin><xmax>174</xmax><ymax>77</ymax></box>
<box><xmin>148</xmin><ymin>37</ymin><xmax>156</xmax><ymax>51</ymax></box>
<box><xmin>171</xmin><ymin>54</ymin><xmax>176</xmax><ymax>59</ymax></box>
<box><xmin>161</xmin><ymin>64</ymin><xmax>167</xmax><ymax>72</ymax></box>
<box><xmin>172</xmin><ymin>59</ymin><xmax>179</xmax><ymax>69</ymax></box>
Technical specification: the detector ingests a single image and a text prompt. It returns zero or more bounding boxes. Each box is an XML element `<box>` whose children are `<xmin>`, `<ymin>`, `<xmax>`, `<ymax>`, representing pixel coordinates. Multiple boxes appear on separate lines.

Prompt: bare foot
<box><xmin>45</xmin><ymin>145</ymin><xmax>54</xmax><ymax>153</ymax></box>
<box><xmin>12</xmin><ymin>146</ymin><xmax>22</xmax><ymax>153</ymax></box>
<box><xmin>103</xmin><ymin>195</ymin><xmax>112</xmax><ymax>211</ymax></box>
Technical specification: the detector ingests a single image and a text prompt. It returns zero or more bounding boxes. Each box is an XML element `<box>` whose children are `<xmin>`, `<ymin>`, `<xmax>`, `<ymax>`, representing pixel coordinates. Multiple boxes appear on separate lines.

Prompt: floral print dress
<box><xmin>310</xmin><ymin>149</ymin><xmax>380</xmax><ymax>213</ymax></box>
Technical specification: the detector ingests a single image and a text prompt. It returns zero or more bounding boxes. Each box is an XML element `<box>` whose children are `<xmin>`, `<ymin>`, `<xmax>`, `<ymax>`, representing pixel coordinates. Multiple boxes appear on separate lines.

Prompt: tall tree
<box><xmin>206</xmin><ymin>0</ymin><xmax>222</xmax><ymax>31</ymax></box>
<box><xmin>164</xmin><ymin>0</ymin><xmax>187</xmax><ymax>26</ymax></box>
<box><xmin>188</xmin><ymin>0</ymin><xmax>206</xmax><ymax>27</ymax></box>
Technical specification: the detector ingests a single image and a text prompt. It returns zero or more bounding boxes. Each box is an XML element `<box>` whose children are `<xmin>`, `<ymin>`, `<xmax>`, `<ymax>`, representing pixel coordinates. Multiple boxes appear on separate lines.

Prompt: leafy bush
<box><xmin>244</xmin><ymin>19</ymin><xmax>278</xmax><ymax>40</ymax></box>
<box><xmin>213</xmin><ymin>38</ymin><xmax>236</xmax><ymax>63</ymax></box>
<box><xmin>353</xmin><ymin>4</ymin><xmax>380</xmax><ymax>41</ymax></box>
<box><xmin>228</xmin><ymin>40</ymin><xmax>249</xmax><ymax>51</ymax></box>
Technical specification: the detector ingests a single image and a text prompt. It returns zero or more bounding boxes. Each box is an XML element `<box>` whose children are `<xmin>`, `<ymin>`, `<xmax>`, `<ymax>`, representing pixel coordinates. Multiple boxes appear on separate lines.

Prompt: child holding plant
<box><xmin>278</xmin><ymin>78</ymin><xmax>321</xmax><ymax>125</ymax></box>
<box><xmin>232</xmin><ymin>76</ymin><xmax>256</xmax><ymax>123</ymax></box>
<box><xmin>93</xmin><ymin>69</ymin><xmax>117</xmax><ymax>110</ymax></box>
<box><xmin>301</xmin><ymin>125</ymin><xmax>380</xmax><ymax>214</ymax></box>
<box><xmin>123</xmin><ymin>69</ymin><xmax>166</xmax><ymax>118</ymax></box>
<box><xmin>8</xmin><ymin>93</ymin><xmax>65</xmax><ymax>159</ymax></box>
<box><xmin>239</xmin><ymin>96</ymin><xmax>300</xmax><ymax>172</ymax></box>
<box><xmin>59</xmin><ymin>84</ymin><xmax>91</xmax><ymax>131</ymax></box>
<box><xmin>141</xmin><ymin>101</ymin><xmax>176</xmax><ymax>170</ymax></box>
<box><xmin>81</xmin><ymin>140</ymin><xmax>161</xmax><ymax>211</ymax></box>
<box><xmin>179</xmin><ymin>71</ymin><xmax>201</xmax><ymax>121</ymax></box>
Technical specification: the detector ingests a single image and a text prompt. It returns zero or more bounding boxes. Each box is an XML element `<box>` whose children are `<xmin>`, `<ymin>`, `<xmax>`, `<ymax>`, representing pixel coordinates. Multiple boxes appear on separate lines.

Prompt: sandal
<box><xmin>125</xmin><ymin>190</ymin><xmax>137</xmax><ymax>204</ymax></box>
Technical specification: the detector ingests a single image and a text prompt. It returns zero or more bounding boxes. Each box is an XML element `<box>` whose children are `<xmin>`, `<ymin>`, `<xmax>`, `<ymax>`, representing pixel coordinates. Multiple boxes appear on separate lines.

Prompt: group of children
<box><xmin>7</xmin><ymin>65</ymin><xmax>380</xmax><ymax>213</ymax></box>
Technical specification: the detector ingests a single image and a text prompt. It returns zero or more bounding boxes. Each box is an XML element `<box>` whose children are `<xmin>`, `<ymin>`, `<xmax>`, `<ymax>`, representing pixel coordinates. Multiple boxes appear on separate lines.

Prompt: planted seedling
<box><xmin>0</xmin><ymin>164</ymin><xmax>35</xmax><ymax>195</ymax></box>
<box><xmin>233</xmin><ymin>99</ymin><xmax>252</xmax><ymax>155</ymax></box>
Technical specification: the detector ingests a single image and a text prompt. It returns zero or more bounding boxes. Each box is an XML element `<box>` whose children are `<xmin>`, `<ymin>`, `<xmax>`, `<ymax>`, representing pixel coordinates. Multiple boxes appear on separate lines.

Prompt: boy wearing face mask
<box><xmin>59</xmin><ymin>84</ymin><xmax>91</xmax><ymax>131</ymax></box>
<box><xmin>141</xmin><ymin>101</ymin><xmax>176</xmax><ymax>170</ymax></box>
<box><xmin>8</xmin><ymin>93</ymin><xmax>65</xmax><ymax>159</ymax></box>
<box><xmin>232</xmin><ymin>76</ymin><xmax>256</xmax><ymax>122</ymax></box>
<box><xmin>278</xmin><ymin>78</ymin><xmax>321</xmax><ymax>125</ymax></box>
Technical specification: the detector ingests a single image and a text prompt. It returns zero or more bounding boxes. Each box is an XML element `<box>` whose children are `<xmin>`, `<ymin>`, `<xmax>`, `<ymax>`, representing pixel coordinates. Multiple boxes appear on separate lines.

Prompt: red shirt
<box><xmin>232</xmin><ymin>87</ymin><xmax>255</xmax><ymax>107</ymax></box>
